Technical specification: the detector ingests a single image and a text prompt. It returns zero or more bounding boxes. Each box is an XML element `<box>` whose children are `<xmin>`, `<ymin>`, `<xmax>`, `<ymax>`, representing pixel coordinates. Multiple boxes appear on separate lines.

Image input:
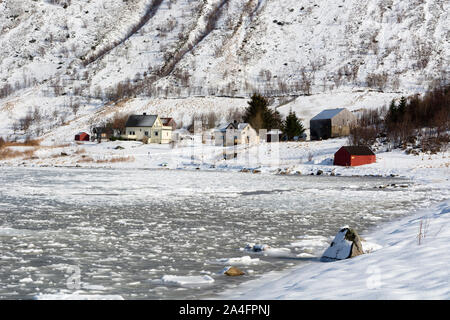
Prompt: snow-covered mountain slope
<box><xmin>0</xmin><ymin>0</ymin><xmax>448</xmax><ymax>139</ymax></box>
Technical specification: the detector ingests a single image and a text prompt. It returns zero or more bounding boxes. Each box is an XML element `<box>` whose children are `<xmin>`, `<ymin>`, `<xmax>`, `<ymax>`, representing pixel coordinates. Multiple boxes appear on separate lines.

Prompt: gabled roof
<box><xmin>161</xmin><ymin>117</ymin><xmax>175</xmax><ymax>124</ymax></box>
<box><xmin>237</xmin><ymin>123</ymin><xmax>250</xmax><ymax>130</ymax></box>
<box><xmin>311</xmin><ymin>108</ymin><xmax>346</xmax><ymax>121</ymax></box>
<box><xmin>340</xmin><ymin>146</ymin><xmax>375</xmax><ymax>156</ymax></box>
<box><xmin>215</xmin><ymin>122</ymin><xmax>237</xmax><ymax>132</ymax></box>
<box><xmin>126</xmin><ymin>115</ymin><xmax>158</xmax><ymax>127</ymax></box>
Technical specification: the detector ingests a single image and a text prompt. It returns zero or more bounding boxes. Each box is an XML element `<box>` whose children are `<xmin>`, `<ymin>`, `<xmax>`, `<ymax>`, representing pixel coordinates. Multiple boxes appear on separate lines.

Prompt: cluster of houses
<box><xmin>75</xmin><ymin>115</ymin><xmax>176</xmax><ymax>143</ymax></box>
<box><xmin>74</xmin><ymin>107</ymin><xmax>376</xmax><ymax>166</ymax></box>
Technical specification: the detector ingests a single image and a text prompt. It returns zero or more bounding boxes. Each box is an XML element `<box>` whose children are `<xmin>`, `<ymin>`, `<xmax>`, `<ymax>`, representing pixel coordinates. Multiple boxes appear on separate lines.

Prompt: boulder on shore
<box><xmin>223</xmin><ymin>266</ymin><xmax>245</xmax><ymax>276</ymax></box>
<box><xmin>322</xmin><ymin>227</ymin><xmax>364</xmax><ymax>260</ymax></box>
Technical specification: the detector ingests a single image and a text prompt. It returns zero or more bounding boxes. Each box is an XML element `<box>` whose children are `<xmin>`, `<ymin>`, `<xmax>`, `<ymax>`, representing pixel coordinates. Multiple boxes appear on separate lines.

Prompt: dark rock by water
<box><xmin>322</xmin><ymin>227</ymin><xmax>364</xmax><ymax>260</ymax></box>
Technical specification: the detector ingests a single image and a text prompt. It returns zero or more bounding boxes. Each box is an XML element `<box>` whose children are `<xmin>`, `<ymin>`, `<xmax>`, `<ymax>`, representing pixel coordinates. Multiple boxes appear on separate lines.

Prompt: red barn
<box><xmin>75</xmin><ymin>132</ymin><xmax>90</xmax><ymax>142</ymax></box>
<box><xmin>334</xmin><ymin>146</ymin><xmax>376</xmax><ymax>166</ymax></box>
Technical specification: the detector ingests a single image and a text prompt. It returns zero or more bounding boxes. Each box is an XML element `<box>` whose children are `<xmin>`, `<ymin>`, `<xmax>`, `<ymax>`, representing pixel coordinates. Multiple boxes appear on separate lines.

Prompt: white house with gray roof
<box><xmin>124</xmin><ymin>113</ymin><xmax>172</xmax><ymax>144</ymax></box>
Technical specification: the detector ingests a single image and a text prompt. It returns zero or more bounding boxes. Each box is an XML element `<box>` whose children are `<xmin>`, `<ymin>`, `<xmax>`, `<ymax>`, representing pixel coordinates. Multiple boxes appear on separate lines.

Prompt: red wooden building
<box><xmin>75</xmin><ymin>132</ymin><xmax>90</xmax><ymax>142</ymax></box>
<box><xmin>334</xmin><ymin>146</ymin><xmax>376</xmax><ymax>166</ymax></box>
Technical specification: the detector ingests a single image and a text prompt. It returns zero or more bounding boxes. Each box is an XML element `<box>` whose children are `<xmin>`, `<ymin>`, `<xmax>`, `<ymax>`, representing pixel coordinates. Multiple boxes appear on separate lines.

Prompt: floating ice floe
<box><xmin>289</xmin><ymin>235</ymin><xmax>330</xmax><ymax>254</ymax></box>
<box><xmin>211</xmin><ymin>256</ymin><xmax>261</xmax><ymax>265</ymax></box>
<box><xmin>158</xmin><ymin>275</ymin><xmax>215</xmax><ymax>287</ymax></box>
<box><xmin>0</xmin><ymin>227</ymin><xmax>35</xmax><ymax>237</ymax></box>
<box><xmin>244</xmin><ymin>243</ymin><xmax>293</xmax><ymax>258</ymax></box>
<box><xmin>19</xmin><ymin>277</ymin><xmax>33</xmax><ymax>283</ymax></box>
<box><xmin>34</xmin><ymin>293</ymin><xmax>124</xmax><ymax>300</ymax></box>
<box><xmin>82</xmin><ymin>284</ymin><xmax>107</xmax><ymax>291</ymax></box>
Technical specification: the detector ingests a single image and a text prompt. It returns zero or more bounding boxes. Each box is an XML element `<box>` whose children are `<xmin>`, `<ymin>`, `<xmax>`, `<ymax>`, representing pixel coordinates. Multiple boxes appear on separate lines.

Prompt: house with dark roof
<box><xmin>214</xmin><ymin>121</ymin><xmax>259</xmax><ymax>146</ymax></box>
<box><xmin>334</xmin><ymin>146</ymin><xmax>376</xmax><ymax>166</ymax></box>
<box><xmin>124</xmin><ymin>113</ymin><xmax>172</xmax><ymax>144</ymax></box>
<box><xmin>310</xmin><ymin>108</ymin><xmax>356</xmax><ymax>140</ymax></box>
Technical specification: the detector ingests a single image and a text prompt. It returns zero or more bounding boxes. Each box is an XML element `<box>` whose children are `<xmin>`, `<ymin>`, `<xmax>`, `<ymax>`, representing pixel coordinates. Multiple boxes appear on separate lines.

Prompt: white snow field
<box><xmin>221</xmin><ymin>200</ymin><xmax>450</xmax><ymax>300</ymax></box>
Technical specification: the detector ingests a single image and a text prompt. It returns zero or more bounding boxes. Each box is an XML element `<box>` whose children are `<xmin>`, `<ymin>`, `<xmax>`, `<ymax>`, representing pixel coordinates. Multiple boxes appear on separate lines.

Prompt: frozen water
<box><xmin>0</xmin><ymin>167</ymin><xmax>447</xmax><ymax>299</ymax></box>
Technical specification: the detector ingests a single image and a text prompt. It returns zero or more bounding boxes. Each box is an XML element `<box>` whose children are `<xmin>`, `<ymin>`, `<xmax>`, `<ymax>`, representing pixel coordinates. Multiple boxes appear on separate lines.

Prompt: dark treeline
<box><xmin>349</xmin><ymin>84</ymin><xmax>450</xmax><ymax>152</ymax></box>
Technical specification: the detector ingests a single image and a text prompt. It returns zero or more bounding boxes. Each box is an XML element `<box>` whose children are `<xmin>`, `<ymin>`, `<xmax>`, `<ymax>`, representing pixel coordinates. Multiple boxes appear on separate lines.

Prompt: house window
<box><xmin>145</xmin><ymin>131</ymin><xmax>149</xmax><ymax>136</ymax></box>
<box><xmin>155</xmin><ymin>131</ymin><xmax>158</xmax><ymax>136</ymax></box>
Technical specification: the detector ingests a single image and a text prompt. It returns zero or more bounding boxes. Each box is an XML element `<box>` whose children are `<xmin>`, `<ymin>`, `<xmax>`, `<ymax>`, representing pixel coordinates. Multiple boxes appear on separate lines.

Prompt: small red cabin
<box><xmin>334</xmin><ymin>146</ymin><xmax>376</xmax><ymax>166</ymax></box>
<box><xmin>75</xmin><ymin>132</ymin><xmax>90</xmax><ymax>142</ymax></box>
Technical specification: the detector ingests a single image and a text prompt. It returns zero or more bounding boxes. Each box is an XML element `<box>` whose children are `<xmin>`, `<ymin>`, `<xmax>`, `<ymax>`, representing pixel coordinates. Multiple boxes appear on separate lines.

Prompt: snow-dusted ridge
<box><xmin>0</xmin><ymin>0</ymin><xmax>449</xmax><ymax>139</ymax></box>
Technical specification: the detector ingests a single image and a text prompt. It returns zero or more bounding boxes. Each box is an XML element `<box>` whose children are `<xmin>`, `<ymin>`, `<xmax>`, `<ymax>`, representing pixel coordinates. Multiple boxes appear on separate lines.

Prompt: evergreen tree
<box><xmin>387</xmin><ymin>99</ymin><xmax>398</xmax><ymax>123</ymax></box>
<box><xmin>243</xmin><ymin>93</ymin><xmax>266</xmax><ymax>131</ymax></box>
<box><xmin>283</xmin><ymin>111</ymin><xmax>305</xmax><ymax>140</ymax></box>
<box><xmin>397</xmin><ymin>96</ymin><xmax>407</xmax><ymax>121</ymax></box>
<box><xmin>243</xmin><ymin>93</ymin><xmax>282</xmax><ymax>131</ymax></box>
<box><xmin>264</xmin><ymin>108</ymin><xmax>283</xmax><ymax>131</ymax></box>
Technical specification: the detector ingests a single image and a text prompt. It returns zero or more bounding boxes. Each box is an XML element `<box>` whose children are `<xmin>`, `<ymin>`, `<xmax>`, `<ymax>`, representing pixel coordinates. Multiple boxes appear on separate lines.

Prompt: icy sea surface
<box><xmin>0</xmin><ymin>167</ymin><xmax>447</xmax><ymax>299</ymax></box>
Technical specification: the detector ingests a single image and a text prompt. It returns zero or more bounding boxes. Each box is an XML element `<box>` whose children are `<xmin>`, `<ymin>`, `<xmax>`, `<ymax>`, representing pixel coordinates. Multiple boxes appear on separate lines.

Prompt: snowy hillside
<box><xmin>0</xmin><ymin>0</ymin><xmax>449</xmax><ymax>139</ymax></box>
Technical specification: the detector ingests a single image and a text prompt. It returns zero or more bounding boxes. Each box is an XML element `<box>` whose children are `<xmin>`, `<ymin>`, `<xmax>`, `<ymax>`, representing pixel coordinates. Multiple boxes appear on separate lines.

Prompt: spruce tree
<box><xmin>264</xmin><ymin>109</ymin><xmax>283</xmax><ymax>131</ymax></box>
<box><xmin>243</xmin><ymin>93</ymin><xmax>267</xmax><ymax>131</ymax></box>
<box><xmin>283</xmin><ymin>111</ymin><xmax>305</xmax><ymax>140</ymax></box>
<box><xmin>387</xmin><ymin>99</ymin><xmax>398</xmax><ymax>124</ymax></box>
<box><xmin>397</xmin><ymin>96</ymin><xmax>407</xmax><ymax>121</ymax></box>
<box><xmin>243</xmin><ymin>93</ymin><xmax>282</xmax><ymax>131</ymax></box>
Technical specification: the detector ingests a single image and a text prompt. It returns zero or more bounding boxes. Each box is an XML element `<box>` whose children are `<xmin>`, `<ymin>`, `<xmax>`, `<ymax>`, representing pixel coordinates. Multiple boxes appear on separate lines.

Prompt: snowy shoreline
<box><xmin>1</xmin><ymin>138</ymin><xmax>448</xmax><ymax>183</ymax></box>
<box><xmin>219</xmin><ymin>199</ymin><xmax>450</xmax><ymax>300</ymax></box>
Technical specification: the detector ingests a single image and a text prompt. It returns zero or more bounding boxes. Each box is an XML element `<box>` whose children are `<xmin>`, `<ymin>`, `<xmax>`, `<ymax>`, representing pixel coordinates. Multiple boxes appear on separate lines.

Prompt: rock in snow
<box><xmin>322</xmin><ymin>227</ymin><xmax>364</xmax><ymax>260</ymax></box>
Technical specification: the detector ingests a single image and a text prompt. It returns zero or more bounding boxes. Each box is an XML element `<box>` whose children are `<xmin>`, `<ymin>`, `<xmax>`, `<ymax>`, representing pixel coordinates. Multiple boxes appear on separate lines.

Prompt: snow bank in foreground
<box><xmin>221</xmin><ymin>200</ymin><xmax>450</xmax><ymax>299</ymax></box>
